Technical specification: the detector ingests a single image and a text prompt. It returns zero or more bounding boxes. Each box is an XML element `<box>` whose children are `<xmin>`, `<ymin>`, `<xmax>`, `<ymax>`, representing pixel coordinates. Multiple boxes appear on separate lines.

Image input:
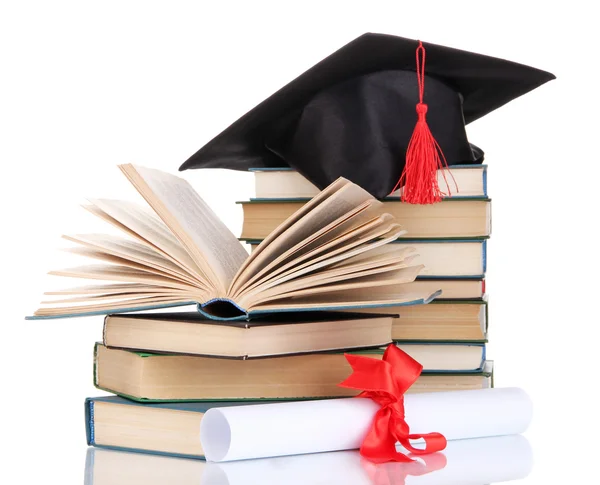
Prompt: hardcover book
<box><xmin>85</xmin><ymin>396</ymin><xmax>264</xmax><ymax>459</ymax></box>
<box><xmin>239</xmin><ymin>198</ymin><xmax>491</xmax><ymax>240</ymax></box>
<box><xmin>102</xmin><ymin>311</ymin><xmax>394</xmax><ymax>358</ymax></box>
<box><xmin>30</xmin><ymin>164</ymin><xmax>437</xmax><ymax>321</ymax></box>
<box><xmin>389</xmin><ymin>299</ymin><xmax>488</xmax><ymax>342</ymax></box>
<box><xmin>93</xmin><ymin>343</ymin><xmax>494</xmax><ymax>401</ymax></box>
<box><xmin>251</xmin><ymin>165</ymin><xmax>488</xmax><ymax>199</ymax></box>
<box><xmin>247</xmin><ymin>238</ymin><xmax>488</xmax><ymax>278</ymax></box>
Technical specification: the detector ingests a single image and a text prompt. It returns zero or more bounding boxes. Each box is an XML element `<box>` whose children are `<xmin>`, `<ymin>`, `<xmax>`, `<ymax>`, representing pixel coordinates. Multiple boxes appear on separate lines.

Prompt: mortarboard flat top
<box><xmin>180</xmin><ymin>33</ymin><xmax>555</xmax><ymax>198</ymax></box>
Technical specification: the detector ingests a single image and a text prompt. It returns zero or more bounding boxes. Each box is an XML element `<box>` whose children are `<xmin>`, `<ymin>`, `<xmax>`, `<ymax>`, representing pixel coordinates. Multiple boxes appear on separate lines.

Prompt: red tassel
<box><xmin>391</xmin><ymin>41</ymin><xmax>456</xmax><ymax>204</ymax></box>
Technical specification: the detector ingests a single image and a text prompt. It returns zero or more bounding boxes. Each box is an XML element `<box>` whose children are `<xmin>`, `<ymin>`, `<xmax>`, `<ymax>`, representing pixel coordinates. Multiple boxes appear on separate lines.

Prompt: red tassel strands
<box><xmin>391</xmin><ymin>41</ymin><xmax>456</xmax><ymax>204</ymax></box>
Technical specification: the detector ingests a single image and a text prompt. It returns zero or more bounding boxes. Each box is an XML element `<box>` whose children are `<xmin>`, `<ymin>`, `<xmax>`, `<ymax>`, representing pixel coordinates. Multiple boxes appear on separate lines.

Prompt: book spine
<box><xmin>482</xmin><ymin>239</ymin><xmax>487</xmax><ymax>274</ymax></box>
<box><xmin>85</xmin><ymin>399</ymin><xmax>95</xmax><ymax>446</ymax></box>
<box><xmin>482</xmin><ymin>166</ymin><xmax>488</xmax><ymax>197</ymax></box>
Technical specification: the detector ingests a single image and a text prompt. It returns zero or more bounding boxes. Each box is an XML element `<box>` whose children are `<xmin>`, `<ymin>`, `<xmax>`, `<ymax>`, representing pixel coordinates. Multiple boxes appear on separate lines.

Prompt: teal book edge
<box><xmin>28</xmin><ymin>291</ymin><xmax>441</xmax><ymax>322</ymax></box>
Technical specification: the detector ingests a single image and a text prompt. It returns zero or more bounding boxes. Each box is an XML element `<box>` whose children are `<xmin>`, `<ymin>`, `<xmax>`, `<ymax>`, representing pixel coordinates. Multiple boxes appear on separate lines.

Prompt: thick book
<box><xmin>239</xmin><ymin>198</ymin><xmax>491</xmax><ymax>240</ymax></box>
<box><xmin>85</xmin><ymin>396</ymin><xmax>263</xmax><ymax>459</ymax></box>
<box><xmin>390</xmin><ymin>279</ymin><xmax>485</xmax><ymax>300</ymax></box>
<box><xmin>94</xmin><ymin>343</ymin><xmax>493</xmax><ymax>401</ymax></box>
<box><xmin>252</xmin><ymin>165</ymin><xmax>488</xmax><ymax>199</ymax></box>
<box><xmin>30</xmin><ymin>164</ymin><xmax>436</xmax><ymax>321</ymax></box>
<box><xmin>102</xmin><ymin>311</ymin><xmax>393</xmax><ymax>358</ymax></box>
<box><xmin>390</xmin><ymin>299</ymin><xmax>488</xmax><ymax>342</ymax></box>
<box><xmin>247</xmin><ymin>238</ymin><xmax>488</xmax><ymax>278</ymax></box>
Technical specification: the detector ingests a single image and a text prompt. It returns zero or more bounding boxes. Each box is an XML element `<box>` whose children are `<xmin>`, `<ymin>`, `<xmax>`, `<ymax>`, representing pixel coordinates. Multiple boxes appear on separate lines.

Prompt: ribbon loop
<box><xmin>339</xmin><ymin>344</ymin><xmax>447</xmax><ymax>463</ymax></box>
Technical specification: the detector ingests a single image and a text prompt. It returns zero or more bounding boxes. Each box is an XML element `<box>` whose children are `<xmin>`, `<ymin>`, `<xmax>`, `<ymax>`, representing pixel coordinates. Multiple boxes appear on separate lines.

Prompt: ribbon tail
<box><xmin>398</xmin><ymin>432</ymin><xmax>447</xmax><ymax>456</ymax></box>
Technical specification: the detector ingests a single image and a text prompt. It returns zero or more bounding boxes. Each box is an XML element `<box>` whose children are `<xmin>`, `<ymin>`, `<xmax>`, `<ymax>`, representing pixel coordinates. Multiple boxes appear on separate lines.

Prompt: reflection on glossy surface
<box><xmin>85</xmin><ymin>434</ymin><xmax>532</xmax><ymax>485</ymax></box>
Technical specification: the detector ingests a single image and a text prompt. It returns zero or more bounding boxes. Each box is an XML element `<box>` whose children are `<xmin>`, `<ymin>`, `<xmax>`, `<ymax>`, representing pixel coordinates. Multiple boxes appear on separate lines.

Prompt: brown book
<box><xmin>391</xmin><ymin>300</ymin><xmax>488</xmax><ymax>341</ymax></box>
<box><xmin>102</xmin><ymin>311</ymin><xmax>393</xmax><ymax>358</ymax></box>
<box><xmin>94</xmin><ymin>344</ymin><xmax>494</xmax><ymax>401</ymax></box>
<box><xmin>240</xmin><ymin>198</ymin><xmax>491</xmax><ymax>240</ymax></box>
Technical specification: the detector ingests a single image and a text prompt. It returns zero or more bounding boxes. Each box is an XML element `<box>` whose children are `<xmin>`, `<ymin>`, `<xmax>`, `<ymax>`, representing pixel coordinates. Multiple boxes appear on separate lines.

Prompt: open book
<box><xmin>31</xmin><ymin>165</ymin><xmax>437</xmax><ymax>321</ymax></box>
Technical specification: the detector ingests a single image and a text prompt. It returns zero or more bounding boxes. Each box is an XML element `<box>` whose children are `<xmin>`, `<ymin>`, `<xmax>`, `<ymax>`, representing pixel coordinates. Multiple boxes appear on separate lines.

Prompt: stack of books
<box><xmin>244</xmin><ymin>165</ymin><xmax>494</xmax><ymax>390</ymax></box>
<box><xmin>33</xmin><ymin>164</ymin><xmax>480</xmax><ymax>460</ymax></box>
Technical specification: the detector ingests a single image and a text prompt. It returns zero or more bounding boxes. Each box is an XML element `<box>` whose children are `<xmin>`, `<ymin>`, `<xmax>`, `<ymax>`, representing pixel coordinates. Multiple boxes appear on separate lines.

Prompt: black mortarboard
<box><xmin>179</xmin><ymin>33</ymin><xmax>555</xmax><ymax>201</ymax></box>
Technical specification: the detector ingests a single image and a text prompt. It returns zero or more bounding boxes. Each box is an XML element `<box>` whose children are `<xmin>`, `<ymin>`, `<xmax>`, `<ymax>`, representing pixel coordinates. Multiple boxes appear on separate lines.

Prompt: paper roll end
<box><xmin>201</xmin><ymin>409</ymin><xmax>232</xmax><ymax>462</ymax></box>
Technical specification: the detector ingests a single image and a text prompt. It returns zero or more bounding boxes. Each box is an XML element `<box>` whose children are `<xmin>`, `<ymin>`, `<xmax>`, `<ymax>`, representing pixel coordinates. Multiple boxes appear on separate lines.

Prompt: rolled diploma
<box><xmin>200</xmin><ymin>387</ymin><xmax>532</xmax><ymax>462</ymax></box>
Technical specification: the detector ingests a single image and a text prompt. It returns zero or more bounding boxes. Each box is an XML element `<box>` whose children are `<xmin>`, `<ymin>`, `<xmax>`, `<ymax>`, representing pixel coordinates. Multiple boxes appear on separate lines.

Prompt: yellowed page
<box><xmin>237</xmin><ymin>222</ymin><xmax>406</xmax><ymax>298</ymax></box>
<box><xmin>33</xmin><ymin>295</ymin><xmax>192</xmax><ymax>317</ymax></box>
<box><xmin>63</xmin><ymin>247</ymin><xmax>197</xmax><ymax>285</ymax></box>
<box><xmin>243</xmin><ymin>260</ymin><xmax>417</xmax><ymax>306</ymax></box>
<box><xmin>49</xmin><ymin>264</ymin><xmax>200</xmax><ymax>291</ymax></box>
<box><xmin>63</xmin><ymin>234</ymin><xmax>200</xmax><ymax>286</ymax></box>
<box><xmin>45</xmin><ymin>283</ymin><xmax>183</xmax><ymax>296</ymax></box>
<box><xmin>120</xmin><ymin>164</ymin><xmax>247</xmax><ymax>294</ymax></box>
<box><xmin>246</xmin><ymin>244</ymin><xmax>416</xmax><ymax>297</ymax></box>
<box><xmin>231</xmin><ymin>201</ymin><xmax>381</xmax><ymax>297</ymax></box>
<box><xmin>247</xmin><ymin>266</ymin><xmax>429</xmax><ymax>308</ymax></box>
<box><xmin>87</xmin><ymin>199</ymin><xmax>207</xmax><ymax>283</ymax></box>
<box><xmin>230</xmin><ymin>179</ymin><xmax>378</xmax><ymax>293</ymax></box>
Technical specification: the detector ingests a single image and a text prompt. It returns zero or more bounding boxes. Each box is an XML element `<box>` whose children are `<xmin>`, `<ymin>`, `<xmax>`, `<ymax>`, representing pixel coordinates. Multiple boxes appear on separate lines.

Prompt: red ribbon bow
<box><xmin>338</xmin><ymin>344</ymin><xmax>447</xmax><ymax>463</ymax></box>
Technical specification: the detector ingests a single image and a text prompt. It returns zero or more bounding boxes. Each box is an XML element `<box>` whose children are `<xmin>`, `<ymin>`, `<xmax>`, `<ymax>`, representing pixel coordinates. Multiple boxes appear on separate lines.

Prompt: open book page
<box><xmin>230</xmin><ymin>179</ymin><xmax>379</xmax><ymax>294</ymax></box>
<box><xmin>120</xmin><ymin>164</ymin><xmax>247</xmax><ymax>295</ymax></box>
<box><xmin>86</xmin><ymin>199</ymin><xmax>207</xmax><ymax>283</ymax></box>
<box><xmin>244</xmin><ymin>260</ymin><xmax>415</xmax><ymax>306</ymax></box>
<box><xmin>248</xmin><ymin>266</ymin><xmax>429</xmax><ymax>309</ymax></box>
<box><xmin>34</xmin><ymin>295</ymin><xmax>193</xmax><ymax>317</ymax></box>
<box><xmin>237</xmin><ymin>219</ymin><xmax>405</xmax><ymax>298</ymax></box>
<box><xmin>244</xmin><ymin>244</ymin><xmax>415</xmax><ymax>297</ymax></box>
<box><xmin>63</xmin><ymin>234</ymin><xmax>202</xmax><ymax>287</ymax></box>
<box><xmin>44</xmin><ymin>283</ymin><xmax>183</xmax><ymax>295</ymax></box>
<box><xmin>49</xmin><ymin>264</ymin><xmax>200</xmax><ymax>290</ymax></box>
<box><xmin>250</xmin><ymin>288</ymin><xmax>436</xmax><ymax>313</ymax></box>
<box><xmin>63</xmin><ymin>247</ymin><xmax>200</xmax><ymax>286</ymax></box>
<box><xmin>230</xmin><ymin>201</ymin><xmax>382</xmax><ymax>298</ymax></box>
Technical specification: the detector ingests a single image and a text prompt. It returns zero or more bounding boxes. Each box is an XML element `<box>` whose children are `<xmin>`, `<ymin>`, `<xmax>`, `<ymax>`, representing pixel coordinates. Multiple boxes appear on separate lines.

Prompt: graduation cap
<box><xmin>180</xmin><ymin>33</ymin><xmax>555</xmax><ymax>202</ymax></box>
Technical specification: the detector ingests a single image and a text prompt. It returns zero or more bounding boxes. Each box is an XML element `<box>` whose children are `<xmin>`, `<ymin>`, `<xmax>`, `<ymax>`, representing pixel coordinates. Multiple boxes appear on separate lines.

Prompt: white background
<box><xmin>1</xmin><ymin>1</ymin><xmax>598</xmax><ymax>483</ymax></box>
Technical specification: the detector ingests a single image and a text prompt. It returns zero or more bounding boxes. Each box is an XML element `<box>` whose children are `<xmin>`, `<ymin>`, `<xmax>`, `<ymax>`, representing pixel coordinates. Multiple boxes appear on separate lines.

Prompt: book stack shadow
<box><xmin>30</xmin><ymin>164</ymin><xmax>491</xmax><ymax>460</ymax></box>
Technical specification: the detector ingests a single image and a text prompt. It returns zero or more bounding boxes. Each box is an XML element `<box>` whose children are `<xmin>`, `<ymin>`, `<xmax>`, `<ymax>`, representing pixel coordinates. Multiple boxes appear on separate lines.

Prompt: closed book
<box><xmin>397</xmin><ymin>279</ymin><xmax>485</xmax><ymax>300</ymax></box>
<box><xmin>247</xmin><ymin>238</ymin><xmax>488</xmax><ymax>278</ymax></box>
<box><xmin>94</xmin><ymin>343</ymin><xmax>494</xmax><ymax>401</ymax></box>
<box><xmin>390</xmin><ymin>299</ymin><xmax>488</xmax><ymax>342</ymax></box>
<box><xmin>85</xmin><ymin>396</ymin><xmax>265</xmax><ymax>459</ymax></box>
<box><xmin>102</xmin><ymin>311</ymin><xmax>393</xmax><ymax>358</ymax></box>
<box><xmin>393</xmin><ymin>343</ymin><xmax>486</xmax><ymax>372</ymax></box>
<box><xmin>252</xmin><ymin>165</ymin><xmax>488</xmax><ymax>199</ymax></box>
<box><xmin>239</xmin><ymin>198</ymin><xmax>491</xmax><ymax>240</ymax></box>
